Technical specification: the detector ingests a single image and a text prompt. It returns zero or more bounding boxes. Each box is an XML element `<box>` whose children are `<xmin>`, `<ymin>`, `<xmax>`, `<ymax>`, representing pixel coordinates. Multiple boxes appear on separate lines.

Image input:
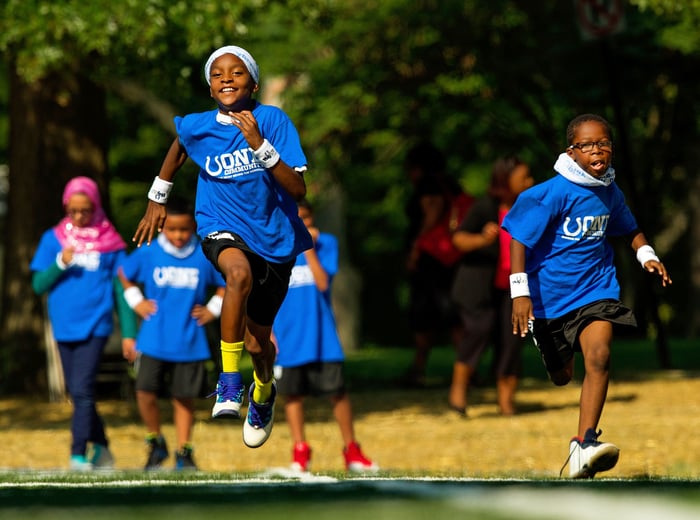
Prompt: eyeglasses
<box><xmin>568</xmin><ymin>140</ymin><xmax>613</xmax><ymax>153</ymax></box>
<box><xmin>67</xmin><ymin>208</ymin><xmax>93</xmax><ymax>216</ymax></box>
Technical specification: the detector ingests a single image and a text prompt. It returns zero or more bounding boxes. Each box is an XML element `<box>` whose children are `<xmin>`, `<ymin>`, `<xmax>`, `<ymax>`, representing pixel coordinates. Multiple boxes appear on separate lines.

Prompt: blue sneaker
<box><xmin>144</xmin><ymin>435</ymin><xmax>169</xmax><ymax>470</ymax></box>
<box><xmin>209</xmin><ymin>372</ymin><xmax>245</xmax><ymax>419</ymax></box>
<box><xmin>90</xmin><ymin>444</ymin><xmax>114</xmax><ymax>469</ymax></box>
<box><xmin>243</xmin><ymin>381</ymin><xmax>276</xmax><ymax>448</ymax></box>
<box><xmin>175</xmin><ymin>446</ymin><xmax>198</xmax><ymax>471</ymax></box>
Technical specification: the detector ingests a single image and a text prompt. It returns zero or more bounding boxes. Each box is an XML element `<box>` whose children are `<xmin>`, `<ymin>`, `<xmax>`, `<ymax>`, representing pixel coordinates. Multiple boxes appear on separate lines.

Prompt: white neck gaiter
<box><xmin>553</xmin><ymin>152</ymin><xmax>615</xmax><ymax>187</ymax></box>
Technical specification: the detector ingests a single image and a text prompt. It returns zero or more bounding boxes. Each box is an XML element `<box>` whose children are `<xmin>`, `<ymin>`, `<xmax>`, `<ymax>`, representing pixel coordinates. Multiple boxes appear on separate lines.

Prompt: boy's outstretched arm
<box><xmin>133</xmin><ymin>138</ymin><xmax>189</xmax><ymax>247</ymax></box>
<box><xmin>629</xmin><ymin>231</ymin><xmax>672</xmax><ymax>287</ymax></box>
<box><xmin>510</xmin><ymin>238</ymin><xmax>534</xmax><ymax>338</ymax></box>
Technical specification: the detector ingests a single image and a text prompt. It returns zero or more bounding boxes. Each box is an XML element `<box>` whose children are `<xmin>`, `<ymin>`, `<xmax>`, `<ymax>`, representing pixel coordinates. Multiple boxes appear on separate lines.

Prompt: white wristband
<box><xmin>252</xmin><ymin>139</ymin><xmax>281</xmax><ymax>169</ymax></box>
<box><xmin>509</xmin><ymin>273</ymin><xmax>530</xmax><ymax>299</ymax></box>
<box><xmin>148</xmin><ymin>176</ymin><xmax>173</xmax><ymax>204</ymax></box>
<box><xmin>55</xmin><ymin>252</ymin><xmax>70</xmax><ymax>270</ymax></box>
<box><xmin>123</xmin><ymin>286</ymin><xmax>145</xmax><ymax>309</ymax></box>
<box><xmin>636</xmin><ymin>245</ymin><xmax>660</xmax><ymax>268</ymax></box>
<box><xmin>206</xmin><ymin>294</ymin><xmax>223</xmax><ymax>318</ymax></box>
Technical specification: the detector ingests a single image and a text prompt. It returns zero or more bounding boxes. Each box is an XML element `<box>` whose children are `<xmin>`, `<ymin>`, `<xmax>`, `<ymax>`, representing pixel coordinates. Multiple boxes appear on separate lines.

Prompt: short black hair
<box><xmin>566</xmin><ymin>114</ymin><xmax>614</xmax><ymax>144</ymax></box>
<box><xmin>166</xmin><ymin>195</ymin><xmax>194</xmax><ymax>217</ymax></box>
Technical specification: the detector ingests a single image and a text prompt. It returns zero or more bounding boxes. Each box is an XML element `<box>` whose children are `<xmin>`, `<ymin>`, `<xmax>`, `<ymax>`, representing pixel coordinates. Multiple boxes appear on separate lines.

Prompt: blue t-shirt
<box><xmin>119</xmin><ymin>235</ymin><xmax>225</xmax><ymax>362</ymax></box>
<box><xmin>501</xmin><ymin>174</ymin><xmax>638</xmax><ymax>319</ymax></box>
<box><xmin>30</xmin><ymin>230</ymin><xmax>125</xmax><ymax>342</ymax></box>
<box><xmin>175</xmin><ymin>102</ymin><xmax>313</xmax><ymax>263</ymax></box>
<box><xmin>273</xmin><ymin>233</ymin><xmax>345</xmax><ymax>367</ymax></box>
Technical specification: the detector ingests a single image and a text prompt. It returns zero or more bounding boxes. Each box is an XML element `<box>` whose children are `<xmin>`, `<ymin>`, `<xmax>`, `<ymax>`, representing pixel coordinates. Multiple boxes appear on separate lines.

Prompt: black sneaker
<box><xmin>175</xmin><ymin>446</ymin><xmax>198</xmax><ymax>471</ymax></box>
<box><xmin>145</xmin><ymin>435</ymin><xmax>169</xmax><ymax>470</ymax></box>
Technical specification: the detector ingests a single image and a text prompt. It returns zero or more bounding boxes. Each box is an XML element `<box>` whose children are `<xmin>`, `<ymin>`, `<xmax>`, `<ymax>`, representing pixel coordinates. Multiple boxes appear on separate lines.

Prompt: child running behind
<box><xmin>502</xmin><ymin>113</ymin><xmax>671</xmax><ymax>478</ymax></box>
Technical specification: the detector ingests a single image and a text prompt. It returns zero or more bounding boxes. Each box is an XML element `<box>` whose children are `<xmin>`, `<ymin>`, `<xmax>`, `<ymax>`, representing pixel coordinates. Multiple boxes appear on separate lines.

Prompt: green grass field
<box><xmin>1</xmin><ymin>472</ymin><xmax>700</xmax><ymax>519</ymax></box>
<box><xmin>1</xmin><ymin>337</ymin><xmax>698</xmax><ymax>519</ymax></box>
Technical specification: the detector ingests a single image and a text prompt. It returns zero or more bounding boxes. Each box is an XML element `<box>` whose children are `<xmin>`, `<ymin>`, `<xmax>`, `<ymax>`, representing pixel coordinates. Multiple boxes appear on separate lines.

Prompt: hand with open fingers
<box><xmin>512</xmin><ymin>296</ymin><xmax>534</xmax><ymax>338</ymax></box>
<box><xmin>645</xmin><ymin>259</ymin><xmax>672</xmax><ymax>287</ymax></box>
<box><xmin>132</xmin><ymin>201</ymin><xmax>167</xmax><ymax>247</ymax></box>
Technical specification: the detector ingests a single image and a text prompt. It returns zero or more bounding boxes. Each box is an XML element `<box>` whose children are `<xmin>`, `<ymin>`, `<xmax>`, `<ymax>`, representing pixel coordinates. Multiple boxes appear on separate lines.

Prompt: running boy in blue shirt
<box><xmin>502</xmin><ymin>114</ymin><xmax>671</xmax><ymax>479</ymax></box>
<box><xmin>273</xmin><ymin>200</ymin><xmax>378</xmax><ymax>473</ymax></box>
<box><xmin>120</xmin><ymin>197</ymin><xmax>225</xmax><ymax>470</ymax></box>
<box><xmin>132</xmin><ymin>45</ymin><xmax>312</xmax><ymax>449</ymax></box>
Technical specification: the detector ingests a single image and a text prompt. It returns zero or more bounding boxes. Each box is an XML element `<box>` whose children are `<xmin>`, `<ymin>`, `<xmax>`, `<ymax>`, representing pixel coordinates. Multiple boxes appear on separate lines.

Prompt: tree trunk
<box><xmin>0</xmin><ymin>57</ymin><xmax>108</xmax><ymax>395</ymax></box>
<box><xmin>690</xmin><ymin>175</ymin><xmax>700</xmax><ymax>338</ymax></box>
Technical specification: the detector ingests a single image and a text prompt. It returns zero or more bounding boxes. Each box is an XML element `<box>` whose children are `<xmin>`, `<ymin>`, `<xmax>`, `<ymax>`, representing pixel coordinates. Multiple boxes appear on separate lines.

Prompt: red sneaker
<box><xmin>291</xmin><ymin>442</ymin><xmax>311</xmax><ymax>472</ymax></box>
<box><xmin>343</xmin><ymin>441</ymin><xmax>379</xmax><ymax>473</ymax></box>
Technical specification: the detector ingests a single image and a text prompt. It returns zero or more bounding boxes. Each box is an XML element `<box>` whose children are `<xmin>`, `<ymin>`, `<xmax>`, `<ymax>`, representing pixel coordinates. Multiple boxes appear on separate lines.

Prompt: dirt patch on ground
<box><xmin>1</xmin><ymin>373</ymin><xmax>699</xmax><ymax>478</ymax></box>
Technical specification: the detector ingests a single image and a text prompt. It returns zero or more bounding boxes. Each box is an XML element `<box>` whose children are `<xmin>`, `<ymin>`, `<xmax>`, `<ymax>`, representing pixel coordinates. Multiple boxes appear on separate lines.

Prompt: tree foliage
<box><xmin>0</xmin><ymin>0</ymin><xmax>698</xmax><ymax>391</ymax></box>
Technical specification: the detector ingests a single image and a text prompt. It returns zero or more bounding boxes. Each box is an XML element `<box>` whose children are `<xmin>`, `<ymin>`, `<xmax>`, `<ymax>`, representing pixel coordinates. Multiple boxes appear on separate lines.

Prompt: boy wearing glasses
<box><xmin>502</xmin><ymin>114</ymin><xmax>671</xmax><ymax>479</ymax></box>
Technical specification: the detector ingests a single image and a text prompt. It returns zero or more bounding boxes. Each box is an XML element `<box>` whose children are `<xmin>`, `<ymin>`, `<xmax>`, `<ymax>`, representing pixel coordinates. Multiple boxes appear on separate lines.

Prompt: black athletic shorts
<box><xmin>274</xmin><ymin>362</ymin><xmax>346</xmax><ymax>398</ymax></box>
<box><xmin>531</xmin><ymin>299</ymin><xmax>637</xmax><ymax>374</ymax></box>
<box><xmin>135</xmin><ymin>353</ymin><xmax>206</xmax><ymax>399</ymax></box>
<box><xmin>201</xmin><ymin>230</ymin><xmax>294</xmax><ymax>326</ymax></box>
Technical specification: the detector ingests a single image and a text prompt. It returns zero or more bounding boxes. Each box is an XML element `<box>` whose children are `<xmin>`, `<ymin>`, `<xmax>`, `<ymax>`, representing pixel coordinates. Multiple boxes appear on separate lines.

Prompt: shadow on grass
<box><xmin>2</xmin><ymin>337</ymin><xmax>691</xmax><ymax>429</ymax></box>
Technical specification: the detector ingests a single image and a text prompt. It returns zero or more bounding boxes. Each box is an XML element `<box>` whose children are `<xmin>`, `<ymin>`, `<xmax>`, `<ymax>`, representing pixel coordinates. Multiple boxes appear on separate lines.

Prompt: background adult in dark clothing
<box><xmin>402</xmin><ymin>142</ymin><xmax>473</xmax><ymax>386</ymax></box>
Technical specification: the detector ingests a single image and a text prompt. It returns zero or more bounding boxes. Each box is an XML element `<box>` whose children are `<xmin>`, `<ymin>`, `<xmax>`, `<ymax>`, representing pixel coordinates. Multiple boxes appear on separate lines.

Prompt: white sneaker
<box><xmin>563</xmin><ymin>429</ymin><xmax>619</xmax><ymax>479</ymax></box>
<box><xmin>69</xmin><ymin>455</ymin><xmax>93</xmax><ymax>471</ymax></box>
<box><xmin>243</xmin><ymin>382</ymin><xmax>276</xmax><ymax>448</ymax></box>
<box><xmin>90</xmin><ymin>444</ymin><xmax>115</xmax><ymax>469</ymax></box>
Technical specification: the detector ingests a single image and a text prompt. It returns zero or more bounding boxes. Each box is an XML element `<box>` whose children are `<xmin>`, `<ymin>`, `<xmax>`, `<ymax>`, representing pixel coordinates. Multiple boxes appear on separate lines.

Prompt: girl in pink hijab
<box><xmin>53</xmin><ymin>176</ymin><xmax>126</xmax><ymax>254</ymax></box>
<box><xmin>30</xmin><ymin>176</ymin><xmax>134</xmax><ymax>471</ymax></box>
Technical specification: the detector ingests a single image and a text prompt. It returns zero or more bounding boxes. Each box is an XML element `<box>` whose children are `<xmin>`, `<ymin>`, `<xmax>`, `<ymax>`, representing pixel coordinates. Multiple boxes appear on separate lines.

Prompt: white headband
<box><xmin>204</xmin><ymin>45</ymin><xmax>259</xmax><ymax>85</ymax></box>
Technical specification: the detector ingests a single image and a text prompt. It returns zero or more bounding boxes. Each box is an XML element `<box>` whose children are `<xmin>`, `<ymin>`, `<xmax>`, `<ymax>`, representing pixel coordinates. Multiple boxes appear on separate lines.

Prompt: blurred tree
<box><xmin>0</xmin><ymin>0</ymin><xmax>698</xmax><ymax>392</ymax></box>
<box><xmin>255</xmin><ymin>0</ymin><xmax>699</xmax><ymax>346</ymax></box>
<box><xmin>0</xmin><ymin>0</ymin><xmax>252</xmax><ymax>392</ymax></box>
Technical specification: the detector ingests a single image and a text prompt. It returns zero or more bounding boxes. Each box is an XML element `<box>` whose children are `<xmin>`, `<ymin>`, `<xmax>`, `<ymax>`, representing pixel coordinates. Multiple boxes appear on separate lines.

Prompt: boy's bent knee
<box><xmin>222</xmin><ymin>264</ymin><xmax>253</xmax><ymax>291</ymax></box>
<box><xmin>550</xmin><ymin>375</ymin><xmax>571</xmax><ymax>386</ymax></box>
<box><xmin>549</xmin><ymin>368</ymin><xmax>572</xmax><ymax>386</ymax></box>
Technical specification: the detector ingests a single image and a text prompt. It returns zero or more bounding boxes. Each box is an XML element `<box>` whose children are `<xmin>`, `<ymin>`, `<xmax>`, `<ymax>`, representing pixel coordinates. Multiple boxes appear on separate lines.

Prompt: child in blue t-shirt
<box><xmin>502</xmin><ymin>114</ymin><xmax>672</xmax><ymax>479</ymax></box>
<box><xmin>131</xmin><ymin>45</ymin><xmax>312</xmax><ymax>449</ymax></box>
<box><xmin>119</xmin><ymin>197</ymin><xmax>225</xmax><ymax>470</ymax></box>
<box><xmin>30</xmin><ymin>176</ymin><xmax>131</xmax><ymax>471</ymax></box>
<box><xmin>272</xmin><ymin>200</ymin><xmax>377</xmax><ymax>473</ymax></box>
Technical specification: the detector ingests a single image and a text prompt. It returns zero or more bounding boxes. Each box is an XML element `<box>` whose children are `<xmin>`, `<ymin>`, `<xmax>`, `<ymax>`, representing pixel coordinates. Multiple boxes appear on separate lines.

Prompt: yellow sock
<box><xmin>253</xmin><ymin>370</ymin><xmax>273</xmax><ymax>404</ymax></box>
<box><xmin>220</xmin><ymin>340</ymin><xmax>244</xmax><ymax>373</ymax></box>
